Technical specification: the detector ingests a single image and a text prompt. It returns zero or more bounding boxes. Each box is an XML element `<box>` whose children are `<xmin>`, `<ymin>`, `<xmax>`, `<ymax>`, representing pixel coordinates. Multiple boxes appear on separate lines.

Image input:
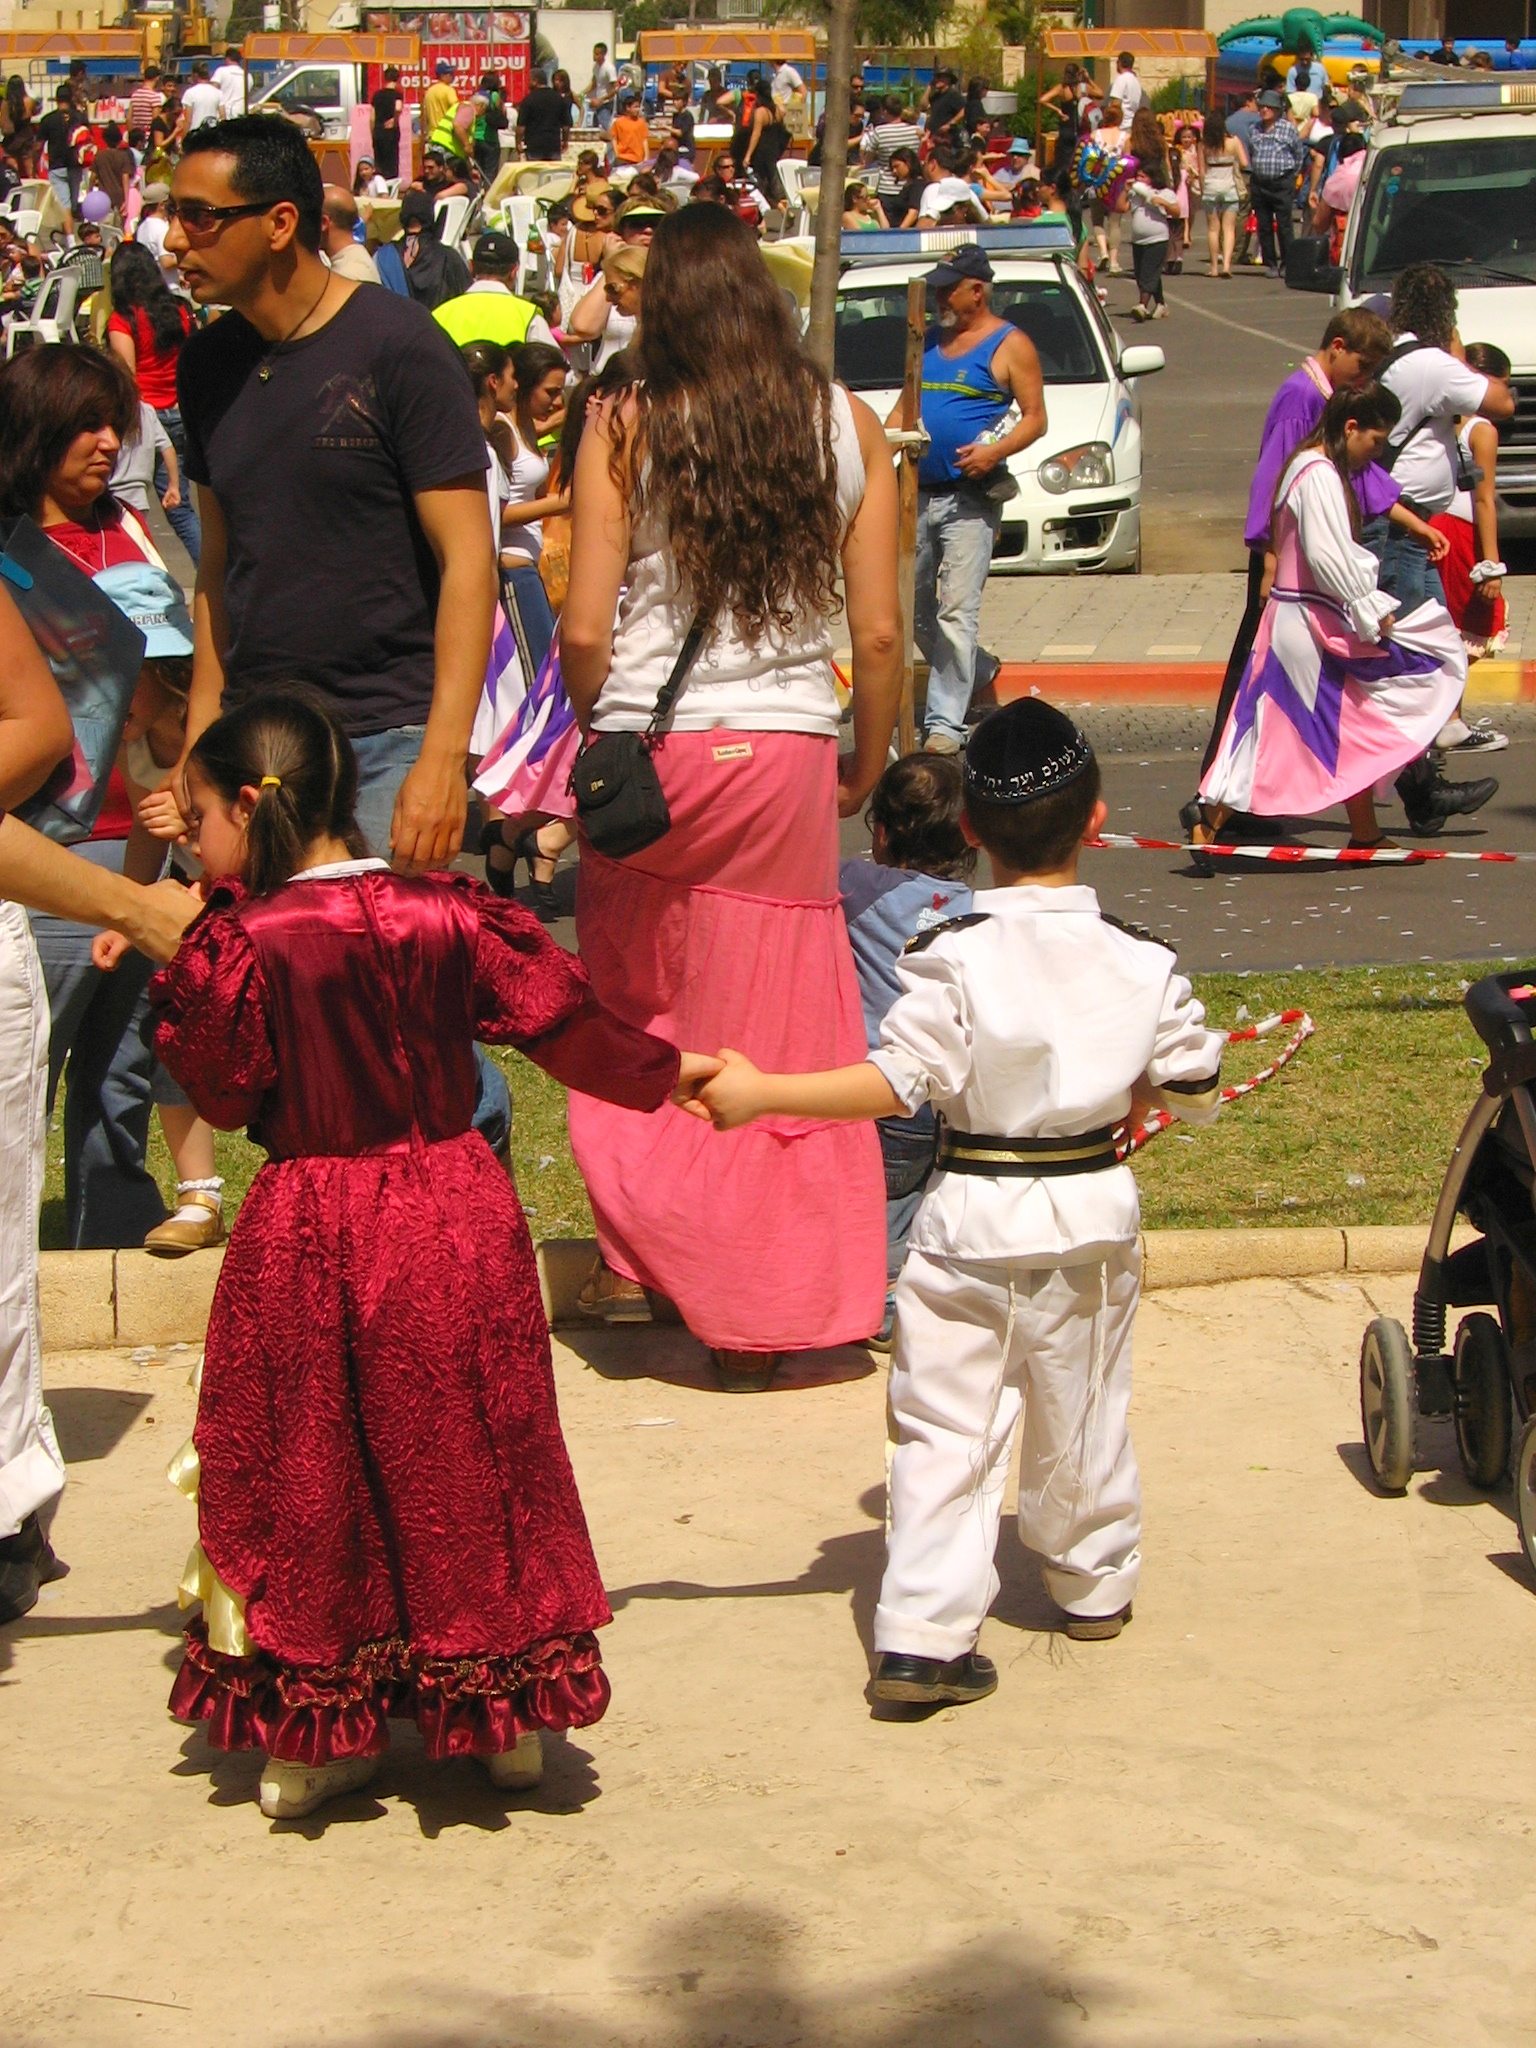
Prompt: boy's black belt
<box><xmin>936</xmin><ymin>1124</ymin><xmax>1120</xmax><ymax>1177</ymax></box>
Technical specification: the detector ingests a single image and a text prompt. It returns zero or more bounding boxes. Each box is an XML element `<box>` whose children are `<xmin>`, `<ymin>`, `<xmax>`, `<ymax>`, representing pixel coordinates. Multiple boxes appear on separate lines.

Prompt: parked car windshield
<box><xmin>835</xmin><ymin>278</ymin><xmax>1103</xmax><ymax>391</ymax></box>
<box><xmin>1353</xmin><ymin>136</ymin><xmax>1536</xmax><ymax>286</ymax></box>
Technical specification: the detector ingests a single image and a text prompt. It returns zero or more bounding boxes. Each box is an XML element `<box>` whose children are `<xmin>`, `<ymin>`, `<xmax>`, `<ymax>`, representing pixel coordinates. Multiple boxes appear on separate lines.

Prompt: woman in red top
<box><xmin>105</xmin><ymin>240</ymin><xmax>200</xmax><ymax>566</ymax></box>
<box><xmin>0</xmin><ymin>344</ymin><xmax>219</xmax><ymax>1254</ymax></box>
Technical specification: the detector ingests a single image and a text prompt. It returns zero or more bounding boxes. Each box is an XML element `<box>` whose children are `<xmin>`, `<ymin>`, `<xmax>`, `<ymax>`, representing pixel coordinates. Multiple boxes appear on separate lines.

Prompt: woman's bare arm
<box><xmin>560</xmin><ymin>399</ymin><xmax>632</xmax><ymax>724</ymax></box>
<box><xmin>837</xmin><ymin>392</ymin><xmax>902</xmax><ymax>817</ymax></box>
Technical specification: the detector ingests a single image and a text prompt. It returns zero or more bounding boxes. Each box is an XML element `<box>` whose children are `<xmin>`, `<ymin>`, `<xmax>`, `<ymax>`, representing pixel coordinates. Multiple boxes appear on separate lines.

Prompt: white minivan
<box><xmin>1332</xmin><ymin>77</ymin><xmax>1536</xmax><ymax>537</ymax></box>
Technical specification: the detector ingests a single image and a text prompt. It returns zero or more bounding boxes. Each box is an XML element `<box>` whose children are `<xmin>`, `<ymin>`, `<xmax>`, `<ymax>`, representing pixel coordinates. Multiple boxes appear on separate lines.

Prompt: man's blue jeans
<box><xmin>351</xmin><ymin>724</ymin><xmax>511</xmax><ymax>1157</ymax></box>
<box><xmin>914</xmin><ymin>487</ymin><xmax>1002</xmax><ymax>745</ymax></box>
<box><xmin>28</xmin><ymin>841</ymin><xmax>169</xmax><ymax>1248</ymax></box>
<box><xmin>1363</xmin><ymin>514</ymin><xmax>1446</xmax><ymax>611</ymax></box>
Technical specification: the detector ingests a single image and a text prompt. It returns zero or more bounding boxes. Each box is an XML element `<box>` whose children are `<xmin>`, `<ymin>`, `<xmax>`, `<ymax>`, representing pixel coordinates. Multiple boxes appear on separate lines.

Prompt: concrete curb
<box><xmin>39</xmin><ymin>1225</ymin><xmax>1464</xmax><ymax>1353</ymax></box>
<box><xmin>993</xmin><ymin>658</ymin><xmax>1533</xmax><ymax>710</ymax></box>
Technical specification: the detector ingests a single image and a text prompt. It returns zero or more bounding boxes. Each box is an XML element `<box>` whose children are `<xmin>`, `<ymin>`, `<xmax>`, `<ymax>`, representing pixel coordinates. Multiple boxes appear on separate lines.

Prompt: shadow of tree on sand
<box><xmin>317</xmin><ymin>1905</ymin><xmax>1127</xmax><ymax>2048</ymax></box>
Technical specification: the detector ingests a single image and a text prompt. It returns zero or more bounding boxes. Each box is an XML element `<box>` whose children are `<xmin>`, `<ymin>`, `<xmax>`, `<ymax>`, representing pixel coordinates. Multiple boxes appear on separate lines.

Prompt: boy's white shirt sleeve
<box><xmin>1140</xmin><ymin>971</ymin><xmax>1226</xmax><ymax>1125</ymax></box>
<box><xmin>868</xmin><ymin>944</ymin><xmax>973</xmax><ymax>1115</ymax></box>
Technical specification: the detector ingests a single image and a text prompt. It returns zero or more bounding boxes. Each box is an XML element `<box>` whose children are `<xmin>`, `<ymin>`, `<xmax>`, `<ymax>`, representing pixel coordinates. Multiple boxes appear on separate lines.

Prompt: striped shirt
<box><xmin>871</xmin><ymin>116</ymin><xmax>922</xmax><ymax>194</ymax></box>
<box><xmin>128</xmin><ymin>82</ymin><xmax>162</xmax><ymax>134</ymax></box>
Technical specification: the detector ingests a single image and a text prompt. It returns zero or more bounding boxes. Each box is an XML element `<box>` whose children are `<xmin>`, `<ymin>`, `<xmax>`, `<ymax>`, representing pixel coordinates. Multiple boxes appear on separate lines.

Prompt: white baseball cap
<box><xmin>919</xmin><ymin>177</ymin><xmax>985</xmax><ymax>221</ymax></box>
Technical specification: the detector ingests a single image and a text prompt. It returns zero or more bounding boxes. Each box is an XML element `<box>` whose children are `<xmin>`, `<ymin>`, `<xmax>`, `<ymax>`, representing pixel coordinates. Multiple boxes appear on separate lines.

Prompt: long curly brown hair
<box><xmin>613</xmin><ymin>206</ymin><xmax>843</xmax><ymax>640</ymax></box>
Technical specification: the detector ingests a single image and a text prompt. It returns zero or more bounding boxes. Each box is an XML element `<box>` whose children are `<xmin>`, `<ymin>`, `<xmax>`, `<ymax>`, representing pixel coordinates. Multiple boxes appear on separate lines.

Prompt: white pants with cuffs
<box><xmin>875</xmin><ymin>1243</ymin><xmax>1142</xmax><ymax>1658</ymax></box>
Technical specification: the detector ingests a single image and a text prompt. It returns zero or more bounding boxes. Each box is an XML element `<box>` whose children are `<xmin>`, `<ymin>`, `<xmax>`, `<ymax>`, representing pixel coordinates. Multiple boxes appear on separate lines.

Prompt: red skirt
<box><xmin>1430</xmin><ymin>511</ymin><xmax>1507</xmax><ymax>646</ymax></box>
<box><xmin>169</xmin><ymin>1131</ymin><xmax>611</xmax><ymax>1764</ymax></box>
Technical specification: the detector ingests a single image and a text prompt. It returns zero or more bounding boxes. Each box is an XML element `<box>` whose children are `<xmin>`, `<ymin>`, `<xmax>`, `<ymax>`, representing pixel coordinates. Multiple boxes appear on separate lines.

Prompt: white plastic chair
<box><xmin>777</xmin><ymin>159</ymin><xmax>819</xmax><ymax>236</ymax></box>
<box><xmin>5</xmin><ymin>268</ymin><xmax>80</xmax><ymax>356</ymax></box>
<box><xmin>433</xmin><ymin>193</ymin><xmax>473</xmax><ymax>254</ymax></box>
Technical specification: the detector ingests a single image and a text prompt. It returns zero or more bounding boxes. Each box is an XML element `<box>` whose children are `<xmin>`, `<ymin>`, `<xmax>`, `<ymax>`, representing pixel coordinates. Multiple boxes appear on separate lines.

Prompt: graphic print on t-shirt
<box><xmin>313</xmin><ymin>374</ymin><xmax>384</xmax><ymax>451</ymax></box>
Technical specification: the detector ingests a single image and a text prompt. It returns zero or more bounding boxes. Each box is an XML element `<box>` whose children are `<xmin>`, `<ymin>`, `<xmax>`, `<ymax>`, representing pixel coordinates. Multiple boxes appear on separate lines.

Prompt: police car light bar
<box><xmin>838</xmin><ymin>223</ymin><xmax>1076</xmax><ymax>263</ymax></box>
<box><xmin>1396</xmin><ymin>78</ymin><xmax>1536</xmax><ymax>113</ymax></box>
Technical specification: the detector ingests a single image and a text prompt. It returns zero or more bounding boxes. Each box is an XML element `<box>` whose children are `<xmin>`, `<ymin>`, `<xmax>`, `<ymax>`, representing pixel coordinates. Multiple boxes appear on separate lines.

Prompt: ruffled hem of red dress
<box><xmin>169</xmin><ymin>1617</ymin><xmax>611</xmax><ymax>1764</ymax></box>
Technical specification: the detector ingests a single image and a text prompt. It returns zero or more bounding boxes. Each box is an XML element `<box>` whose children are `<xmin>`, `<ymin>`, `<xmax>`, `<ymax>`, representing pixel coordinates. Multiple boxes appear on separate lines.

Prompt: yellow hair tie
<box><xmin>260</xmin><ymin>775</ymin><xmax>282</xmax><ymax>791</ymax></box>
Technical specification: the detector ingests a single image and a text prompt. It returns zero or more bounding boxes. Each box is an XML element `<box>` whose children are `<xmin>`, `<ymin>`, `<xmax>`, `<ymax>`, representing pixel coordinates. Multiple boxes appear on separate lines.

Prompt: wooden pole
<box><xmin>805</xmin><ymin>0</ymin><xmax>856</xmax><ymax>373</ymax></box>
<box><xmin>895</xmin><ymin>272</ymin><xmax>925</xmax><ymax>757</ymax></box>
<box><xmin>1035</xmin><ymin>41</ymin><xmax>1044</xmax><ymax>174</ymax></box>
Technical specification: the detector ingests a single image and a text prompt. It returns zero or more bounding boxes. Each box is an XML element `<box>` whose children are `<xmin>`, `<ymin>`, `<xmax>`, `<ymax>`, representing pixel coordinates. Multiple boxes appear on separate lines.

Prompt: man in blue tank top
<box><xmin>905</xmin><ymin>246</ymin><xmax>1047</xmax><ymax>751</ymax></box>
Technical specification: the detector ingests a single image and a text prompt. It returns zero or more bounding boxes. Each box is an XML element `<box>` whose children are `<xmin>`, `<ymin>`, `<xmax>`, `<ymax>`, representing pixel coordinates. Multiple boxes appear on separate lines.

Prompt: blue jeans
<box><xmin>28</xmin><ymin>840</ymin><xmax>170</xmax><ymax>1248</ymax></box>
<box><xmin>1364</xmin><ymin>514</ymin><xmax>1446</xmax><ymax>611</ymax></box>
<box><xmin>502</xmin><ymin>561</ymin><xmax>555</xmax><ymax>683</ymax></box>
<box><xmin>155</xmin><ymin>407</ymin><xmax>201</xmax><ymax>568</ymax></box>
<box><xmin>351</xmin><ymin>724</ymin><xmax>511</xmax><ymax>1158</ymax></box>
<box><xmin>914</xmin><ymin>487</ymin><xmax>1002</xmax><ymax>744</ymax></box>
<box><xmin>878</xmin><ymin>1110</ymin><xmax>938</xmax><ymax>1340</ymax></box>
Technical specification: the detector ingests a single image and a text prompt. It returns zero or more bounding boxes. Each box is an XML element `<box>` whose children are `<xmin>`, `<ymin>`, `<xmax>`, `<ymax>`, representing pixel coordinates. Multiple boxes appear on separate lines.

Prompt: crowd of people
<box><xmin>0</xmin><ymin>44</ymin><xmax>1520</xmax><ymax>1832</ymax></box>
<box><xmin>0</xmin><ymin>107</ymin><xmax>1242</xmax><ymax>1831</ymax></box>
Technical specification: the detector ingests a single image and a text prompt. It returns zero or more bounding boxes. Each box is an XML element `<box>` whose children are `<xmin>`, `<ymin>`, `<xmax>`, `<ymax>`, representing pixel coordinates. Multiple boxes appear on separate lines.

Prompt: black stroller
<box><xmin>1359</xmin><ymin>972</ymin><xmax>1536</xmax><ymax>1576</ymax></box>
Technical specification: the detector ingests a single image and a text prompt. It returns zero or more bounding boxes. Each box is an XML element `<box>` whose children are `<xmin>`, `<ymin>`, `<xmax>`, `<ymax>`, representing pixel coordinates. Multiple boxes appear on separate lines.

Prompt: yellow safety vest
<box><xmin>433</xmin><ymin>288</ymin><xmax>538</xmax><ymax>349</ymax></box>
<box><xmin>429</xmin><ymin>107</ymin><xmax>466</xmax><ymax>158</ymax></box>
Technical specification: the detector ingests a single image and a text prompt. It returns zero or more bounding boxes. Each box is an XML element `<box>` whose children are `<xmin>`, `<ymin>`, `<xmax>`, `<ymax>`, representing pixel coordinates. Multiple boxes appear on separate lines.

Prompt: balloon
<box><xmin>1072</xmin><ymin>139</ymin><xmax>1139</xmax><ymax>209</ymax></box>
<box><xmin>80</xmin><ymin>189</ymin><xmax>111</xmax><ymax>223</ymax></box>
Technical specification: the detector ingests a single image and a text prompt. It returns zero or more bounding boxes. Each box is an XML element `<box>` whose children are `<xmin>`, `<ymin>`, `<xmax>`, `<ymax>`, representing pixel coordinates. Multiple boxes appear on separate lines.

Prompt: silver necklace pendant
<box><xmin>258</xmin><ymin>362</ymin><xmax>272</xmax><ymax>382</ymax></box>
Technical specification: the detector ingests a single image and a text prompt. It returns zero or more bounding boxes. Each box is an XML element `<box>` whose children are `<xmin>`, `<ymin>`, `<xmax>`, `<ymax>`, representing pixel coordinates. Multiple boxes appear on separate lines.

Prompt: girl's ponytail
<box><xmin>189</xmin><ymin>690</ymin><xmax>367</xmax><ymax>895</ymax></box>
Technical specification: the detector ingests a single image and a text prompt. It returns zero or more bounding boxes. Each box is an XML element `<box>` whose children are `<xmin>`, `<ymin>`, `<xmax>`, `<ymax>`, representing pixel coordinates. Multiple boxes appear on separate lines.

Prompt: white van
<box><xmin>1333</xmin><ymin>78</ymin><xmax>1536</xmax><ymax>537</ymax></box>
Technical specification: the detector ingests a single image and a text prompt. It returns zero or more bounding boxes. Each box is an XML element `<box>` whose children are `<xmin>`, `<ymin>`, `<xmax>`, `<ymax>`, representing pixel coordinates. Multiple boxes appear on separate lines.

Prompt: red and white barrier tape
<box><xmin>1090</xmin><ymin>832</ymin><xmax>1534</xmax><ymax>866</ymax></box>
<box><xmin>1119</xmin><ymin>1008</ymin><xmax>1315</xmax><ymax>1158</ymax></box>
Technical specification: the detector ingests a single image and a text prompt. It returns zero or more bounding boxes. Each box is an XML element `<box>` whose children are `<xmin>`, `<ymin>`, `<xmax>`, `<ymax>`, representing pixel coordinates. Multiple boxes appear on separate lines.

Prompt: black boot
<box><xmin>867</xmin><ymin>1650</ymin><xmax>998</xmax><ymax>1705</ymax></box>
<box><xmin>0</xmin><ymin>1512</ymin><xmax>66</xmax><ymax>1627</ymax></box>
<box><xmin>1396</xmin><ymin>753</ymin><xmax>1498</xmax><ymax>836</ymax></box>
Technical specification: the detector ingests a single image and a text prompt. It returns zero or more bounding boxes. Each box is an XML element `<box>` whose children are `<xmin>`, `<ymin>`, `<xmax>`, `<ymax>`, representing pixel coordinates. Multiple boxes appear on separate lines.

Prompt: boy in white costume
<box><xmin>689</xmin><ymin>701</ymin><xmax>1225</xmax><ymax>1706</ymax></box>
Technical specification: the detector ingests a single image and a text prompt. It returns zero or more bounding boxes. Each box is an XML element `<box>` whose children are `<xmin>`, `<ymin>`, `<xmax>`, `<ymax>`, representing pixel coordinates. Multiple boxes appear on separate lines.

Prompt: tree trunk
<box><xmin>805</xmin><ymin>0</ymin><xmax>858</xmax><ymax>374</ymax></box>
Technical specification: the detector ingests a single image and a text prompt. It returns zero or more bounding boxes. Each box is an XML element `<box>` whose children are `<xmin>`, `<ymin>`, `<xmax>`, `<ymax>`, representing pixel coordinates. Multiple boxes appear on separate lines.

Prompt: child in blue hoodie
<box><xmin>840</xmin><ymin>754</ymin><xmax>976</xmax><ymax>1346</ymax></box>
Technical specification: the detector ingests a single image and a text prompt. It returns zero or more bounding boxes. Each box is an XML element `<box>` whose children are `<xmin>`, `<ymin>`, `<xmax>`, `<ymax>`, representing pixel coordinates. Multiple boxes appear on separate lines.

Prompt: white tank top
<box><xmin>592</xmin><ymin>380</ymin><xmax>866</xmax><ymax>738</ymax></box>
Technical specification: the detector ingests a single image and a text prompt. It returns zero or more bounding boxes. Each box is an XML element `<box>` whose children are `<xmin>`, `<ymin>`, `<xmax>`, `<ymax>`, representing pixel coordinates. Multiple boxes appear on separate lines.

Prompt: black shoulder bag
<box><xmin>570</xmin><ymin>613</ymin><xmax>709</xmax><ymax>859</ymax></box>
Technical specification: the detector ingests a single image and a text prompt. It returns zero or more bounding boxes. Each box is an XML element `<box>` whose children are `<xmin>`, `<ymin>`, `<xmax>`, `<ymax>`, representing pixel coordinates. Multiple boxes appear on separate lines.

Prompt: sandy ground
<box><xmin>4</xmin><ymin>1273</ymin><xmax>1534</xmax><ymax>2047</ymax></box>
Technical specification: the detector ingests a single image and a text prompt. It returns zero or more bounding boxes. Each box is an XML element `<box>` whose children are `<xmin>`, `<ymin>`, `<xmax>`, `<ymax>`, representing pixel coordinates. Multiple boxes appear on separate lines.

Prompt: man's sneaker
<box><xmin>1436</xmin><ymin>717</ymin><xmax>1509</xmax><ymax>755</ymax></box>
<box><xmin>1062</xmin><ymin>1603</ymin><xmax>1132</xmax><ymax>1642</ymax></box>
<box><xmin>1399</xmin><ymin>769</ymin><xmax>1499</xmax><ymax>836</ymax></box>
<box><xmin>867</xmin><ymin>1650</ymin><xmax>998</xmax><ymax>1705</ymax></box>
<box><xmin>921</xmin><ymin>731</ymin><xmax>962</xmax><ymax>756</ymax></box>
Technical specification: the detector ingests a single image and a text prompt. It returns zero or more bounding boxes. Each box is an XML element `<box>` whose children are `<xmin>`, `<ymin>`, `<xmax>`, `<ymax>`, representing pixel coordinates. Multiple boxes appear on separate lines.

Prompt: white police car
<box><xmin>832</xmin><ymin>223</ymin><xmax>1164</xmax><ymax>575</ymax></box>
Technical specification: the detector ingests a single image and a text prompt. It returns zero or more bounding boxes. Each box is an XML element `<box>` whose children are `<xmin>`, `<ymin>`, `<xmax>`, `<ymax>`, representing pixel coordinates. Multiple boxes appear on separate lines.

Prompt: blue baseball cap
<box><xmin>93</xmin><ymin>562</ymin><xmax>193</xmax><ymax>658</ymax></box>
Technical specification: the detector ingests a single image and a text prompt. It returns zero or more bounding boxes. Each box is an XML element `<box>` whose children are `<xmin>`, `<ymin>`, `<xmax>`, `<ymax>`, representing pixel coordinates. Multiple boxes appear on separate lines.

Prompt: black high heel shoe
<box><xmin>515</xmin><ymin>830</ymin><xmax>561</xmax><ymax>924</ymax></box>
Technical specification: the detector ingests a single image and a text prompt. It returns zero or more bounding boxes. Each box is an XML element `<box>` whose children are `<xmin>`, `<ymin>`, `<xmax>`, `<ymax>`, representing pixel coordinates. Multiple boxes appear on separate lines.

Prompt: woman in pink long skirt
<box><xmin>560</xmin><ymin>205</ymin><xmax>901</xmax><ymax>1389</ymax></box>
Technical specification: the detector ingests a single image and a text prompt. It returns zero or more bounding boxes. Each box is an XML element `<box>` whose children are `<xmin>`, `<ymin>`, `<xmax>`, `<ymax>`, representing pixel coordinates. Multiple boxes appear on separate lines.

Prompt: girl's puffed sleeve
<box><xmin>468</xmin><ymin>885</ymin><xmax>681</xmax><ymax>1111</ymax></box>
<box><xmin>148</xmin><ymin>896</ymin><xmax>279</xmax><ymax>1131</ymax></box>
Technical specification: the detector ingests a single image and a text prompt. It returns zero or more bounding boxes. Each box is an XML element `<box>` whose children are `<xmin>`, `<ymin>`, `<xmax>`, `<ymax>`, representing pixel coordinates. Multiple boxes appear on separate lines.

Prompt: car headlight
<box><xmin>1037</xmin><ymin>442</ymin><xmax>1115</xmax><ymax>494</ymax></box>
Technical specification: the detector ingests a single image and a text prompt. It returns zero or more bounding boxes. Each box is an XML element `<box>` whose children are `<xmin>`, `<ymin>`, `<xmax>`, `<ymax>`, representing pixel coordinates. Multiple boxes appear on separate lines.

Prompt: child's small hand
<box><xmin>672</xmin><ymin>1051</ymin><xmax>724</xmax><ymax>1110</ymax></box>
<box><xmin>91</xmin><ymin>929</ymin><xmax>131</xmax><ymax>973</ymax></box>
<box><xmin>1423</xmin><ymin>525</ymin><xmax>1451</xmax><ymax>565</ymax></box>
<box><xmin>694</xmin><ymin>1047</ymin><xmax>770</xmax><ymax>1130</ymax></box>
<box><xmin>139</xmin><ymin>780</ymin><xmax>190</xmax><ymax>842</ymax></box>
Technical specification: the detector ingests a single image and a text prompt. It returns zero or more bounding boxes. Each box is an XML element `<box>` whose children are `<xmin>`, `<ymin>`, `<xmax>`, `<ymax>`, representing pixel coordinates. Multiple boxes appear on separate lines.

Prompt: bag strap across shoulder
<box><xmin>644</xmin><ymin>610</ymin><xmax>710</xmax><ymax>743</ymax></box>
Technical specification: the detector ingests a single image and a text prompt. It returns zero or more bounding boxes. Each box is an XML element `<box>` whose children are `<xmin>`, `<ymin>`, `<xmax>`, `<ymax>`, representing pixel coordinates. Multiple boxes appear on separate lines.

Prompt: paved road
<box><xmin>518</xmin><ymin>721</ymin><xmax>1536</xmax><ymax>978</ymax></box>
<box><xmin>1110</xmin><ymin>266</ymin><xmax>1536</xmax><ymax>580</ymax></box>
<box><xmin>1105</xmin><ymin>266</ymin><xmax>1323</xmax><ymax>575</ymax></box>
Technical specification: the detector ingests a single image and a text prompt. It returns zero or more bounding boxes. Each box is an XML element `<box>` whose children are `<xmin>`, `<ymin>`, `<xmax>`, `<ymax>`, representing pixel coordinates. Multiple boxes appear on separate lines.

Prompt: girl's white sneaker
<box><xmin>257</xmin><ymin>1754</ymin><xmax>379</xmax><ymax>1819</ymax></box>
<box><xmin>482</xmin><ymin>1729</ymin><xmax>543</xmax><ymax>1790</ymax></box>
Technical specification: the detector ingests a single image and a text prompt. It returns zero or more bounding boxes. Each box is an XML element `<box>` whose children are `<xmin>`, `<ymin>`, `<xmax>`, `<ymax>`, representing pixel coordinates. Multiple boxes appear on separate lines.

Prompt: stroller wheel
<box><xmin>1515</xmin><ymin>1418</ymin><xmax>1536</xmax><ymax>1582</ymax></box>
<box><xmin>1360</xmin><ymin>1317</ymin><xmax>1415</xmax><ymax>1494</ymax></box>
<box><xmin>1453</xmin><ymin>1313</ymin><xmax>1513</xmax><ymax>1489</ymax></box>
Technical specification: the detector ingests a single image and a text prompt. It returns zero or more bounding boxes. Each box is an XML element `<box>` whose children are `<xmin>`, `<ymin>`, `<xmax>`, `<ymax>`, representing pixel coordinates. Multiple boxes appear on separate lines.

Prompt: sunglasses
<box><xmin>165</xmin><ymin>197</ymin><xmax>277</xmax><ymax>240</ymax></box>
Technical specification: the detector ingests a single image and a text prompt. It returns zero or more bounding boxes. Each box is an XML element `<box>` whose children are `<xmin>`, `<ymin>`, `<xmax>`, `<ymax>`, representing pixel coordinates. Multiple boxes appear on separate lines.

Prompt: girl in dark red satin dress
<box><xmin>146</xmin><ymin>692</ymin><xmax>704</xmax><ymax>1821</ymax></box>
